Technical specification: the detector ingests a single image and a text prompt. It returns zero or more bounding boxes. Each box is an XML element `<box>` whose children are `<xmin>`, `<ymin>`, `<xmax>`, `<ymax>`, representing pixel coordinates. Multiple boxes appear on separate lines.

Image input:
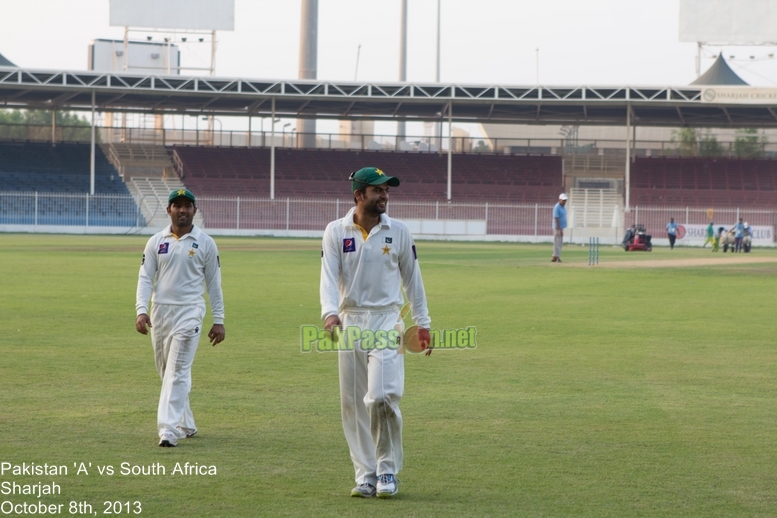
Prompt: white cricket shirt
<box><xmin>136</xmin><ymin>225</ymin><xmax>225</xmax><ymax>324</ymax></box>
<box><xmin>320</xmin><ymin>208</ymin><xmax>431</xmax><ymax>328</ymax></box>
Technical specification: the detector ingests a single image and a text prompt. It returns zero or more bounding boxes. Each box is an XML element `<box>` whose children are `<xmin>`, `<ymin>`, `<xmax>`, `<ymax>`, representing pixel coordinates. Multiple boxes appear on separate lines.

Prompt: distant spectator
<box><xmin>666</xmin><ymin>218</ymin><xmax>678</xmax><ymax>250</ymax></box>
<box><xmin>622</xmin><ymin>224</ymin><xmax>636</xmax><ymax>250</ymax></box>
<box><xmin>732</xmin><ymin>218</ymin><xmax>745</xmax><ymax>252</ymax></box>
<box><xmin>712</xmin><ymin>226</ymin><xmax>722</xmax><ymax>252</ymax></box>
<box><xmin>703</xmin><ymin>221</ymin><xmax>714</xmax><ymax>248</ymax></box>
<box><xmin>743</xmin><ymin>222</ymin><xmax>753</xmax><ymax>252</ymax></box>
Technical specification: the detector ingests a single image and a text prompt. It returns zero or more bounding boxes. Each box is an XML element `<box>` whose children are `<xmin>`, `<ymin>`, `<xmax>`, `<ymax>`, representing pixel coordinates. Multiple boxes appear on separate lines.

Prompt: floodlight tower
<box><xmin>297</xmin><ymin>0</ymin><xmax>318</xmax><ymax>148</ymax></box>
<box><xmin>397</xmin><ymin>0</ymin><xmax>408</xmax><ymax>141</ymax></box>
<box><xmin>434</xmin><ymin>0</ymin><xmax>442</xmax><ymax>148</ymax></box>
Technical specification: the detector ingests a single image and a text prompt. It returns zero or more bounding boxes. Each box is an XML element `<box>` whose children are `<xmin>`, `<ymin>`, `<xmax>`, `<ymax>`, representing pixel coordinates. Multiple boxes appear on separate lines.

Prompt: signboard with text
<box><xmin>701</xmin><ymin>88</ymin><xmax>777</xmax><ymax>104</ymax></box>
<box><xmin>676</xmin><ymin>224</ymin><xmax>773</xmax><ymax>245</ymax></box>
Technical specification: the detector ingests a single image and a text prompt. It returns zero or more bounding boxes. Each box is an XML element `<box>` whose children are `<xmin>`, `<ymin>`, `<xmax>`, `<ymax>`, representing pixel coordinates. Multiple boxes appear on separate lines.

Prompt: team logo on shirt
<box><xmin>384</xmin><ymin>237</ymin><xmax>392</xmax><ymax>243</ymax></box>
<box><xmin>343</xmin><ymin>238</ymin><xmax>356</xmax><ymax>253</ymax></box>
<box><xmin>192</xmin><ymin>243</ymin><xmax>199</xmax><ymax>249</ymax></box>
<box><xmin>158</xmin><ymin>243</ymin><xmax>169</xmax><ymax>254</ymax></box>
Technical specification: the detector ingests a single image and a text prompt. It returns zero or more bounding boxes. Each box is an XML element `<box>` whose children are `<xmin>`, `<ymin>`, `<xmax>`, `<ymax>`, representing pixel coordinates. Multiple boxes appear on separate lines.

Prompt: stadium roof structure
<box><xmin>691</xmin><ymin>53</ymin><xmax>748</xmax><ymax>86</ymax></box>
<box><xmin>1</xmin><ymin>67</ymin><xmax>777</xmax><ymax>128</ymax></box>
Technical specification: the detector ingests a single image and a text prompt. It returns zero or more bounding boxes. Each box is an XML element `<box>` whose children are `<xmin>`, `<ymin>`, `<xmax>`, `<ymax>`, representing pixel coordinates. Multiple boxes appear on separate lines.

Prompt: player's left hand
<box><xmin>208</xmin><ymin>324</ymin><xmax>225</xmax><ymax>346</ymax></box>
<box><xmin>419</xmin><ymin>327</ymin><xmax>433</xmax><ymax>356</ymax></box>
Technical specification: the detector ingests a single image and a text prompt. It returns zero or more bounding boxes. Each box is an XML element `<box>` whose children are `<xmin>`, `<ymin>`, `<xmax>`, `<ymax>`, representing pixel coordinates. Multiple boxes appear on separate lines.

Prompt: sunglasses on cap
<box><xmin>349</xmin><ymin>171</ymin><xmax>374</xmax><ymax>187</ymax></box>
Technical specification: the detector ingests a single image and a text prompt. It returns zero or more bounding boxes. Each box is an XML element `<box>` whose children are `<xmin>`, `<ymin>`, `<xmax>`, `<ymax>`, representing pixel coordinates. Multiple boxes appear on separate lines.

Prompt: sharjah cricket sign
<box><xmin>676</xmin><ymin>224</ymin><xmax>773</xmax><ymax>245</ymax></box>
<box><xmin>701</xmin><ymin>88</ymin><xmax>777</xmax><ymax>104</ymax></box>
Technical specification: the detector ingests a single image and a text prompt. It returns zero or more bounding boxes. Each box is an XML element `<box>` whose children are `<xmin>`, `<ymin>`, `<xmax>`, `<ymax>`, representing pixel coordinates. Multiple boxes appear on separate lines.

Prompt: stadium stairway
<box><xmin>126</xmin><ymin>176</ymin><xmax>203</xmax><ymax>229</ymax></box>
<box><xmin>99</xmin><ymin>143</ymin><xmax>201</xmax><ymax>229</ymax></box>
<box><xmin>568</xmin><ymin>188</ymin><xmax>622</xmax><ymax>228</ymax></box>
<box><xmin>100</xmin><ymin>142</ymin><xmax>176</xmax><ymax>179</ymax></box>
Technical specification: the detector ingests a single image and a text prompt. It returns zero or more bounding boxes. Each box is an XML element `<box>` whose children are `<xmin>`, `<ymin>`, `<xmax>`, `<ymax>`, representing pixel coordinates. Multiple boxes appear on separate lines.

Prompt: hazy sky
<box><xmin>3</xmin><ymin>0</ymin><xmax>776</xmax><ymax>136</ymax></box>
<box><xmin>3</xmin><ymin>0</ymin><xmax>777</xmax><ymax>86</ymax></box>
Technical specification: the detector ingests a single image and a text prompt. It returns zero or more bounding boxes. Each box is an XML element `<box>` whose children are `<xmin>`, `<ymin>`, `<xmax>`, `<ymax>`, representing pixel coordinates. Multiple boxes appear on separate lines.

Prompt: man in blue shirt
<box><xmin>666</xmin><ymin>218</ymin><xmax>678</xmax><ymax>250</ymax></box>
<box><xmin>732</xmin><ymin>217</ymin><xmax>745</xmax><ymax>252</ymax></box>
<box><xmin>552</xmin><ymin>193</ymin><xmax>568</xmax><ymax>262</ymax></box>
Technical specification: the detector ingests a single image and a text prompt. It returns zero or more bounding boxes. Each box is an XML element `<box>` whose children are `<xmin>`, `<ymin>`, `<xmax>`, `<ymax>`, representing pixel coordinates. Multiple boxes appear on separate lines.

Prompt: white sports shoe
<box><xmin>176</xmin><ymin>427</ymin><xmax>198</xmax><ymax>438</ymax></box>
<box><xmin>376</xmin><ymin>474</ymin><xmax>398</xmax><ymax>498</ymax></box>
<box><xmin>158</xmin><ymin>431</ymin><xmax>177</xmax><ymax>447</ymax></box>
<box><xmin>350</xmin><ymin>483</ymin><xmax>376</xmax><ymax>498</ymax></box>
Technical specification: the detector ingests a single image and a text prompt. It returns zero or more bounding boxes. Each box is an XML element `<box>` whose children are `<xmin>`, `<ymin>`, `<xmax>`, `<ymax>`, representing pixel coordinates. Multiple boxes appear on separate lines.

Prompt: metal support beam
<box><xmin>676</xmin><ymin>106</ymin><xmax>686</xmax><ymax>125</ymax></box>
<box><xmin>123</xmin><ymin>27</ymin><xmax>129</xmax><ymax>71</ymax></box>
<box><xmin>270</xmin><ymin>97</ymin><xmax>276</xmax><ymax>200</ymax></box>
<box><xmin>211</xmin><ymin>31</ymin><xmax>217</xmax><ymax>76</ymax></box>
<box><xmin>722</xmin><ymin>106</ymin><xmax>733</xmax><ymax>125</ymax></box>
<box><xmin>90</xmin><ymin>90</ymin><xmax>96</xmax><ymax>196</ymax></box>
<box><xmin>447</xmin><ymin>102</ymin><xmax>452</xmax><ymax>201</ymax></box>
<box><xmin>696</xmin><ymin>42</ymin><xmax>702</xmax><ymax>78</ymax></box>
<box><xmin>100</xmin><ymin>93</ymin><xmax>128</xmax><ymax>106</ymax></box>
<box><xmin>1</xmin><ymin>69</ymin><xmax>775</xmax><ymax>128</ymax></box>
<box><xmin>51</xmin><ymin>91</ymin><xmax>81</xmax><ymax>105</ymax></box>
<box><xmin>246</xmin><ymin>98</ymin><xmax>267</xmax><ymax>113</ymax></box>
<box><xmin>625</xmin><ymin>105</ymin><xmax>631</xmax><ymax>211</ymax></box>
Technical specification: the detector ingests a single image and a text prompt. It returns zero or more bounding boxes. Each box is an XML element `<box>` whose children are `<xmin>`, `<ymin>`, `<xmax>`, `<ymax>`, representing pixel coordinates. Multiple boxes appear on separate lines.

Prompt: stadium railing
<box><xmin>2</xmin><ymin>192</ymin><xmax>775</xmax><ymax>244</ymax></box>
<box><xmin>0</xmin><ymin>192</ymin><xmax>145</xmax><ymax>228</ymax></box>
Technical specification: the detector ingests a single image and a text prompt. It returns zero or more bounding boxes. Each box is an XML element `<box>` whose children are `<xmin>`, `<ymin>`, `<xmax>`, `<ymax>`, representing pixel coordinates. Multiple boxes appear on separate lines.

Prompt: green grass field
<box><xmin>1</xmin><ymin>234</ymin><xmax>776</xmax><ymax>517</ymax></box>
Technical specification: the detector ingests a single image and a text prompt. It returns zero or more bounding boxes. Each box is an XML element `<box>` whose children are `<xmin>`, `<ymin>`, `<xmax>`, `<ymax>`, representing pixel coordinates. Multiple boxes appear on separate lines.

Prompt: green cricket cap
<box><xmin>349</xmin><ymin>167</ymin><xmax>400</xmax><ymax>192</ymax></box>
<box><xmin>168</xmin><ymin>188</ymin><xmax>196</xmax><ymax>205</ymax></box>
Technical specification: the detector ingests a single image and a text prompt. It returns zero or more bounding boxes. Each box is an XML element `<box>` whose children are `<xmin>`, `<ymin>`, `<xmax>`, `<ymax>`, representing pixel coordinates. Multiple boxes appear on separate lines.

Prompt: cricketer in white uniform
<box><xmin>135</xmin><ymin>188</ymin><xmax>225</xmax><ymax>447</ymax></box>
<box><xmin>320</xmin><ymin>167</ymin><xmax>432</xmax><ymax>498</ymax></box>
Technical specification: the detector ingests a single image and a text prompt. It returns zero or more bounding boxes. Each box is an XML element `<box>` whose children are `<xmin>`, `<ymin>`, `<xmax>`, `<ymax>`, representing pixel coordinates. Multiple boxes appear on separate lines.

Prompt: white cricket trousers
<box><xmin>339</xmin><ymin>309</ymin><xmax>404</xmax><ymax>485</ymax></box>
<box><xmin>554</xmin><ymin>230</ymin><xmax>564</xmax><ymax>257</ymax></box>
<box><xmin>150</xmin><ymin>303</ymin><xmax>205</xmax><ymax>439</ymax></box>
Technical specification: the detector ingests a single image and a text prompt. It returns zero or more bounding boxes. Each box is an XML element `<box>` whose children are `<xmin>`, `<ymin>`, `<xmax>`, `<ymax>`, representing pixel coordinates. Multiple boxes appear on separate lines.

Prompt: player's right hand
<box><xmin>324</xmin><ymin>315</ymin><xmax>342</xmax><ymax>332</ymax></box>
<box><xmin>136</xmin><ymin>314</ymin><xmax>152</xmax><ymax>335</ymax></box>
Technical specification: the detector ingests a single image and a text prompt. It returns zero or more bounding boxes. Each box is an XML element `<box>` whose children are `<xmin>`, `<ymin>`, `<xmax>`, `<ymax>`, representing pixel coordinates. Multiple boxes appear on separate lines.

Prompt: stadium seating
<box><xmin>172</xmin><ymin>147</ymin><xmax>563</xmax><ymax>203</ymax></box>
<box><xmin>0</xmin><ymin>141</ymin><xmax>141</xmax><ymax>226</ymax></box>
<box><xmin>0</xmin><ymin>141</ymin><xmax>130</xmax><ymax>193</ymax></box>
<box><xmin>630</xmin><ymin>157</ymin><xmax>777</xmax><ymax>207</ymax></box>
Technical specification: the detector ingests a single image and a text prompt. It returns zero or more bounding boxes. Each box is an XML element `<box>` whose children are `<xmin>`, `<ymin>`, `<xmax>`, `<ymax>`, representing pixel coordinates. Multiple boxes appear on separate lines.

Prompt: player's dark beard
<box><xmin>364</xmin><ymin>197</ymin><xmax>386</xmax><ymax>216</ymax></box>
